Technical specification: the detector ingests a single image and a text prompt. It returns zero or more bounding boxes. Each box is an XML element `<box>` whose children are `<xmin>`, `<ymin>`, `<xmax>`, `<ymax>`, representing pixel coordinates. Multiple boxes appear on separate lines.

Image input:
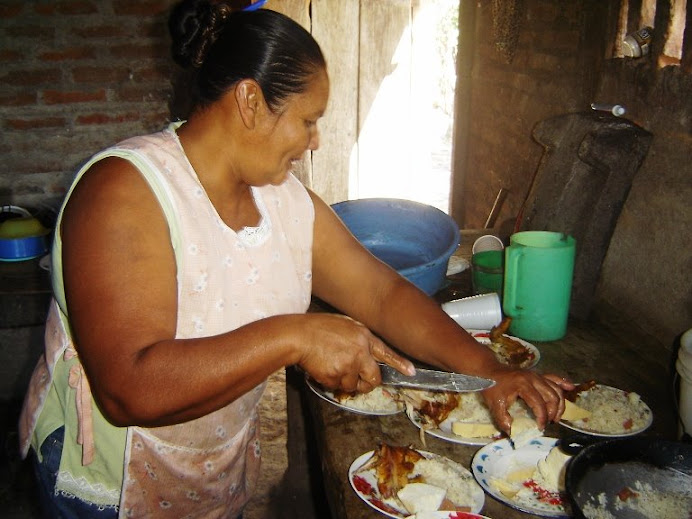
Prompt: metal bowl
<box><xmin>331</xmin><ymin>198</ymin><xmax>460</xmax><ymax>295</ymax></box>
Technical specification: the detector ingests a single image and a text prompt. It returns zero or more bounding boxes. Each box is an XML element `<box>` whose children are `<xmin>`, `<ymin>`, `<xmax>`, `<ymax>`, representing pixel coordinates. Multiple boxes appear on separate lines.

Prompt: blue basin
<box><xmin>331</xmin><ymin>198</ymin><xmax>460</xmax><ymax>295</ymax></box>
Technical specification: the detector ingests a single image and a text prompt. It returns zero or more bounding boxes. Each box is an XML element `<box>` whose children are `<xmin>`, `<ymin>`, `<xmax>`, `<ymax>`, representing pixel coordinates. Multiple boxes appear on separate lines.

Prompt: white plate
<box><xmin>559</xmin><ymin>384</ymin><xmax>653</xmax><ymax>437</ymax></box>
<box><xmin>349</xmin><ymin>449</ymin><xmax>485</xmax><ymax>518</ymax></box>
<box><xmin>402</xmin><ymin>513</ymin><xmax>493</xmax><ymax>519</ymax></box>
<box><xmin>305</xmin><ymin>377</ymin><xmax>403</xmax><ymax>416</ymax></box>
<box><xmin>472</xmin><ymin>437</ymin><xmax>570</xmax><ymax>518</ymax></box>
<box><xmin>405</xmin><ymin>405</ymin><xmax>500</xmax><ymax>447</ymax></box>
<box><xmin>467</xmin><ymin>330</ymin><xmax>540</xmax><ymax>369</ymax></box>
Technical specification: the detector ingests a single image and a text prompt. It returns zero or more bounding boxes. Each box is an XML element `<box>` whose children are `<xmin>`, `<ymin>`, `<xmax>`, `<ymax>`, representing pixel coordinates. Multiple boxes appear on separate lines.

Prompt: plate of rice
<box><xmin>402</xmin><ymin>389</ymin><xmax>533</xmax><ymax>446</ymax></box>
<box><xmin>472</xmin><ymin>437</ymin><xmax>571</xmax><ymax>518</ymax></box>
<box><xmin>467</xmin><ymin>329</ymin><xmax>540</xmax><ymax>369</ymax></box>
<box><xmin>305</xmin><ymin>377</ymin><xmax>404</xmax><ymax>415</ymax></box>
<box><xmin>350</xmin><ymin>444</ymin><xmax>485</xmax><ymax>518</ymax></box>
<box><xmin>559</xmin><ymin>384</ymin><xmax>653</xmax><ymax>437</ymax></box>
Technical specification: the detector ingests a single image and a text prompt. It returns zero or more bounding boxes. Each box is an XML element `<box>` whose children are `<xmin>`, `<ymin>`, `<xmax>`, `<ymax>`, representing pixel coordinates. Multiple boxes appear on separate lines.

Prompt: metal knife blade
<box><xmin>379</xmin><ymin>363</ymin><xmax>495</xmax><ymax>392</ymax></box>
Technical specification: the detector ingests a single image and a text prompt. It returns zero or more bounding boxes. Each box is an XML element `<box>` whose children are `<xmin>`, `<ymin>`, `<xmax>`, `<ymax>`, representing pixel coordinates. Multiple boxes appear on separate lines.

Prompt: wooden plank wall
<box><xmin>267</xmin><ymin>0</ymin><xmax>435</xmax><ymax>207</ymax></box>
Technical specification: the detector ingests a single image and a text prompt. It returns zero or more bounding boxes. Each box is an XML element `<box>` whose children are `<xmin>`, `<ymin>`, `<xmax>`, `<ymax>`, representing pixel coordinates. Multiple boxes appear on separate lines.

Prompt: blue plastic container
<box><xmin>331</xmin><ymin>198</ymin><xmax>460</xmax><ymax>295</ymax></box>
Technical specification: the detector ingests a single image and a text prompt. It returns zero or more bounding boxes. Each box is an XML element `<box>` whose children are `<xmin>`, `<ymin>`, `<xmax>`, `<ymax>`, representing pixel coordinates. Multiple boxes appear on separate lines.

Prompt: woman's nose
<box><xmin>308</xmin><ymin>127</ymin><xmax>320</xmax><ymax>151</ymax></box>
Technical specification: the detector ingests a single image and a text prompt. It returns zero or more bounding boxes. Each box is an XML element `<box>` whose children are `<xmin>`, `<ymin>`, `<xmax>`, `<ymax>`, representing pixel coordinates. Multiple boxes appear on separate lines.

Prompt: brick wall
<box><xmin>0</xmin><ymin>0</ymin><xmax>177</xmax><ymax>215</ymax></box>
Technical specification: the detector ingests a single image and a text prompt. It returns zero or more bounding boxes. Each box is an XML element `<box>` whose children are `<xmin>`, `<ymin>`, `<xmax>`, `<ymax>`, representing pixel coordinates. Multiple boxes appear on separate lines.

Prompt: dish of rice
<box><xmin>559</xmin><ymin>384</ymin><xmax>652</xmax><ymax>436</ymax></box>
<box><xmin>401</xmin><ymin>388</ymin><xmax>533</xmax><ymax>446</ymax></box>
<box><xmin>349</xmin><ymin>444</ymin><xmax>484</xmax><ymax>518</ymax></box>
<box><xmin>580</xmin><ymin>479</ymin><xmax>692</xmax><ymax>519</ymax></box>
<box><xmin>305</xmin><ymin>377</ymin><xmax>404</xmax><ymax>415</ymax></box>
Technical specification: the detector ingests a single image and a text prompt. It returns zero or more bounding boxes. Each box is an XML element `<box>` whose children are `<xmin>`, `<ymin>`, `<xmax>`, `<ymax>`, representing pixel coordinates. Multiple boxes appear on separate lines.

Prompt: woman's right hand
<box><xmin>295</xmin><ymin>313</ymin><xmax>415</xmax><ymax>394</ymax></box>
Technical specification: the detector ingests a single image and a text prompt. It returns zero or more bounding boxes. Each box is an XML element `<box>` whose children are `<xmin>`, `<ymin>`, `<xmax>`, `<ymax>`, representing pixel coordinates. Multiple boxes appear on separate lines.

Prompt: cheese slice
<box><xmin>451</xmin><ymin>421</ymin><xmax>500</xmax><ymax>438</ymax></box>
<box><xmin>510</xmin><ymin>416</ymin><xmax>543</xmax><ymax>448</ymax></box>
<box><xmin>562</xmin><ymin>399</ymin><xmax>592</xmax><ymax>421</ymax></box>
<box><xmin>489</xmin><ymin>476</ymin><xmax>521</xmax><ymax>498</ymax></box>
<box><xmin>397</xmin><ymin>482</ymin><xmax>446</xmax><ymax>514</ymax></box>
<box><xmin>535</xmin><ymin>446</ymin><xmax>572</xmax><ymax>492</ymax></box>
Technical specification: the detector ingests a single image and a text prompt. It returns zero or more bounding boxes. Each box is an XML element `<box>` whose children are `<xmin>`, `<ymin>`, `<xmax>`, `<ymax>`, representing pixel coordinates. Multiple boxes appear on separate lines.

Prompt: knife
<box><xmin>379</xmin><ymin>363</ymin><xmax>495</xmax><ymax>393</ymax></box>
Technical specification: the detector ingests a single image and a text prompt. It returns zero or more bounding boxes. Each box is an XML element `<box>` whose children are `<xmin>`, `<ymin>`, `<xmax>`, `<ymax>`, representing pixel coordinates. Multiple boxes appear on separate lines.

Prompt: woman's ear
<box><xmin>235</xmin><ymin>79</ymin><xmax>263</xmax><ymax>130</ymax></box>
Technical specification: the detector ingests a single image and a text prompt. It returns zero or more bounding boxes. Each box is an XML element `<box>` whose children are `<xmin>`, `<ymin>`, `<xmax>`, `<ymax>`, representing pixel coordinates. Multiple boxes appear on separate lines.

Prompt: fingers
<box><xmin>486</xmin><ymin>371</ymin><xmax>566</xmax><ymax>432</ymax></box>
<box><xmin>543</xmin><ymin>373</ymin><xmax>576</xmax><ymax>391</ymax></box>
<box><xmin>370</xmin><ymin>339</ymin><xmax>415</xmax><ymax>376</ymax></box>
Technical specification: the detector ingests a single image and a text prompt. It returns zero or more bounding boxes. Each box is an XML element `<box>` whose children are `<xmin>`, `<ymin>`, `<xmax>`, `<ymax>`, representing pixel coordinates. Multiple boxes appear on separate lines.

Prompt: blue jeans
<box><xmin>31</xmin><ymin>427</ymin><xmax>117</xmax><ymax>519</ymax></box>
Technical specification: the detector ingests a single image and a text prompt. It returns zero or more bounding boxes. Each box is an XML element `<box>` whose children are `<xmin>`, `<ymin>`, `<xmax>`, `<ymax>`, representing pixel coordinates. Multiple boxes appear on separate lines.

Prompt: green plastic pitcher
<box><xmin>502</xmin><ymin>231</ymin><xmax>576</xmax><ymax>341</ymax></box>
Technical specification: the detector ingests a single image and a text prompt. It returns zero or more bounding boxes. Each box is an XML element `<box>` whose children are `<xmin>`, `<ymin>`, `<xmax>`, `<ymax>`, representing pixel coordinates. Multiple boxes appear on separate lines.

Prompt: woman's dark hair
<box><xmin>169</xmin><ymin>0</ymin><xmax>326</xmax><ymax>113</ymax></box>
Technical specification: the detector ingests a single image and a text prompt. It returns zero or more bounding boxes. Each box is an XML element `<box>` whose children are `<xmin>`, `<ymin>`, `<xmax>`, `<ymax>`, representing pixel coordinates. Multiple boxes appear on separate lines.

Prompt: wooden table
<box><xmin>303</xmin><ymin>230</ymin><xmax>678</xmax><ymax>519</ymax></box>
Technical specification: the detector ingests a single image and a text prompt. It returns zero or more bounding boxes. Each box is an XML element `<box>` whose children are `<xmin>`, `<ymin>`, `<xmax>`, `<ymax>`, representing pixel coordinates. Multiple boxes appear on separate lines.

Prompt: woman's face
<box><xmin>253</xmin><ymin>69</ymin><xmax>329</xmax><ymax>186</ymax></box>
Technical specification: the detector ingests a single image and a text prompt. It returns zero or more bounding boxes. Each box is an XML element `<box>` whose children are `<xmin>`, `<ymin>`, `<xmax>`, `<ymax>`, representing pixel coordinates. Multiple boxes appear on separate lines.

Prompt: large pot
<box><xmin>564</xmin><ymin>436</ymin><xmax>692</xmax><ymax>518</ymax></box>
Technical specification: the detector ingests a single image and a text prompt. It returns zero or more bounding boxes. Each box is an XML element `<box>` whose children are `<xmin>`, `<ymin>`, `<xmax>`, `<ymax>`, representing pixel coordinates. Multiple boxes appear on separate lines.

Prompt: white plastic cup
<box><xmin>441</xmin><ymin>293</ymin><xmax>502</xmax><ymax>330</ymax></box>
<box><xmin>677</xmin><ymin>328</ymin><xmax>692</xmax><ymax>439</ymax></box>
<box><xmin>472</xmin><ymin>235</ymin><xmax>504</xmax><ymax>255</ymax></box>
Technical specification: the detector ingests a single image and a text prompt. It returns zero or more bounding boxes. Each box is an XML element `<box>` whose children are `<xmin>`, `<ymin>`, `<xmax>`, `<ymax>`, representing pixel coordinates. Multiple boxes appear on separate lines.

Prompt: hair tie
<box><xmin>242</xmin><ymin>0</ymin><xmax>267</xmax><ymax>11</ymax></box>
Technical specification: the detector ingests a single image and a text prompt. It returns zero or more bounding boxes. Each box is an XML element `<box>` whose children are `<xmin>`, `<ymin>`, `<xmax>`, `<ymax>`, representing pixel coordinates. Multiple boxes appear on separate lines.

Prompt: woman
<box><xmin>19</xmin><ymin>1</ymin><xmax>572</xmax><ymax>517</ymax></box>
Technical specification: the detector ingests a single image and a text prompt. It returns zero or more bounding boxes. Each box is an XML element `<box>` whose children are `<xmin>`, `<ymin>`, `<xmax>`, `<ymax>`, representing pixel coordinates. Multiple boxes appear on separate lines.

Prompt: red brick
<box><xmin>132</xmin><ymin>64</ymin><xmax>173</xmax><ymax>82</ymax></box>
<box><xmin>112</xmin><ymin>0</ymin><xmax>170</xmax><ymax>16</ymax></box>
<box><xmin>6</xmin><ymin>117</ymin><xmax>66</xmax><ymax>130</ymax></box>
<box><xmin>110</xmin><ymin>43</ymin><xmax>169</xmax><ymax>60</ymax></box>
<box><xmin>0</xmin><ymin>69</ymin><xmax>62</xmax><ymax>86</ymax></box>
<box><xmin>0</xmin><ymin>49</ymin><xmax>23</xmax><ymax>61</ymax></box>
<box><xmin>72</xmin><ymin>25</ymin><xmax>128</xmax><ymax>38</ymax></box>
<box><xmin>76</xmin><ymin>112</ymin><xmax>141</xmax><ymax>125</ymax></box>
<box><xmin>0</xmin><ymin>2</ymin><xmax>24</xmax><ymax>18</ymax></box>
<box><xmin>0</xmin><ymin>92</ymin><xmax>37</xmax><ymax>106</ymax></box>
<box><xmin>115</xmin><ymin>85</ymin><xmax>171</xmax><ymax>103</ymax></box>
<box><xmin>71</xmin><ymin>66</ymin><xmax>131</xmax><ymax>83</ymax></box>
<box><xmin>39</xmin><ymin>47</ymin><xmax>97</xmax><ymax>62</ymax></box>
<box><xmin>6</xmin><ymin>25</ymin><xmax>56</xmax><ymax>39</ymax></box>
<box><xmin>34</xmin><ymin>1</ymin><xmax>98</xmax><ymax>15</ymax></box>
<box><xmin>43</xmin><ymin>89</ymin><xmax>107</xmax><ymax>104</ymax></box>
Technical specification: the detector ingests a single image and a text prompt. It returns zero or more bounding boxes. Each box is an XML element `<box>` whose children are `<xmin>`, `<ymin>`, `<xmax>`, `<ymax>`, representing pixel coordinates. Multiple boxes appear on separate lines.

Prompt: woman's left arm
<box><xmin>309</xmin><ymin>191</ymin><xmax>573</xmax><ymax>433</ymax></box>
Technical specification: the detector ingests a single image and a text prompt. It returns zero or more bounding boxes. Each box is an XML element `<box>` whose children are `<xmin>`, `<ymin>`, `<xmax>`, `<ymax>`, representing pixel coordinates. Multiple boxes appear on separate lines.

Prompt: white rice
<box><xmin>569</xmin><ymin>385</ymin><xmax>651</xmax><ymax>434</ymax></box>
<box><xmin>330</xmin><ymin>386</ymin><xmax>403</xmax><ymax>413</ymax></box>
<box><xmin>581</xmin><ymin>480</ymin><xmax>692</xmax><ymax>519</ymax></box>
<box><xmin>414</xmin><ymin>456</ymin><xmax>477</xmax><ymax>507</ymax></box>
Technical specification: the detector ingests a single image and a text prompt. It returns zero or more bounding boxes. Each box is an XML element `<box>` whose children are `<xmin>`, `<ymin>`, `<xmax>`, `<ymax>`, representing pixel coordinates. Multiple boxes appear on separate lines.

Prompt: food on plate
<box><xmin>489</xmin><ymin>444</ymin><xmax>571</xmax><ymax>507</ymax></box>
<box><xmin>451</xmin><ymin>422</ymin><xmax>500</xmax><ymax>438</ymax></box>
<box><xmin>509</xmin><ymin>416</ymin><xmax>543</xmax><ymax>448</ymax></box>
<box><xmin>397</xmin><ymin>482</ymin><xmax>446</xmax><ymax>513</ymax></box>
<box><xmin>562</xmin><ymin>383</ymin><xmax>652</xmax><ymax>434</ymax></box>
<box><xmin>580</xmin><ymin>480</ymin><xmax>692</xmax><ymax>519</ymax></box>
<box><xmin>360</xmin><ymin>443</ymin><xmax>425</xmax><ymax>499</ymax></box>
<box><xmin>486</xmin><ymin>317</ymin><xmax>537</xmax><ymax>368</ymax></box>
<box><xmin>401</xmin><ymin>388</ymin><xmax>535</xmax><ymax>441</ymax></box>
<box><xmin>355</xmin><ymin>443</ymin><xmax>479</xmax><ymax>513</ymax></box>
<box><xmin>330</xmin><ymin>385</ymin><xmax>404</xmax><ymax>413</ymax></box>
<box><xmin>562</xmin><ymin>399</ymin><xmax>592</xmax><ymax>421</ymax></box>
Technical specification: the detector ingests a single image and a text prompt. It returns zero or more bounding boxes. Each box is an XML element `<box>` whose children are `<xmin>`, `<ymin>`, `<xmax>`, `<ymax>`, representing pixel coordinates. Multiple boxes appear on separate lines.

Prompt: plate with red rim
<box><xmin>349</xmin><ymin>449</ymin><xmax>485</xmax><ymax>518</ymax></box>
<box><xmin>402</xmin><ymin>513</ymin><xmax>493</xmax><ymax>519</ymax></box>
<box><xmin>467</xmin><ymin>330</ymin><xmax>540</xmax><ymax>369</ymax></box>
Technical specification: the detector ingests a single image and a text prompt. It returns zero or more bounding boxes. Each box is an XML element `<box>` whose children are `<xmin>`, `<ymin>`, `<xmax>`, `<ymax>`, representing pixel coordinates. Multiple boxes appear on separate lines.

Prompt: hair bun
<box><xmin>169</xmin><ymin>0</ymin><xmax>233</xmax><ymax>68</ymax></box>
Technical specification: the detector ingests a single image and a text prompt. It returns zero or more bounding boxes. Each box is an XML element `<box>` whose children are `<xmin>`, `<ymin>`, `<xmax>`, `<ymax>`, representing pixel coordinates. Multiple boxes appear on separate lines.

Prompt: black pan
<box><xmin>564</xmin><ymin>436</ymin><xmax>692</xmax><ymax>519</ymax></box>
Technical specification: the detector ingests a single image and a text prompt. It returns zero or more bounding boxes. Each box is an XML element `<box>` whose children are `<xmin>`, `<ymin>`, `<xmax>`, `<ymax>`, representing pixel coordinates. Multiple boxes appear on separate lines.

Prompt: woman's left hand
<box><xmin>481</xmin><ymin>369</ymin><xmax>575</xmax><ymax>435</ymax></box>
